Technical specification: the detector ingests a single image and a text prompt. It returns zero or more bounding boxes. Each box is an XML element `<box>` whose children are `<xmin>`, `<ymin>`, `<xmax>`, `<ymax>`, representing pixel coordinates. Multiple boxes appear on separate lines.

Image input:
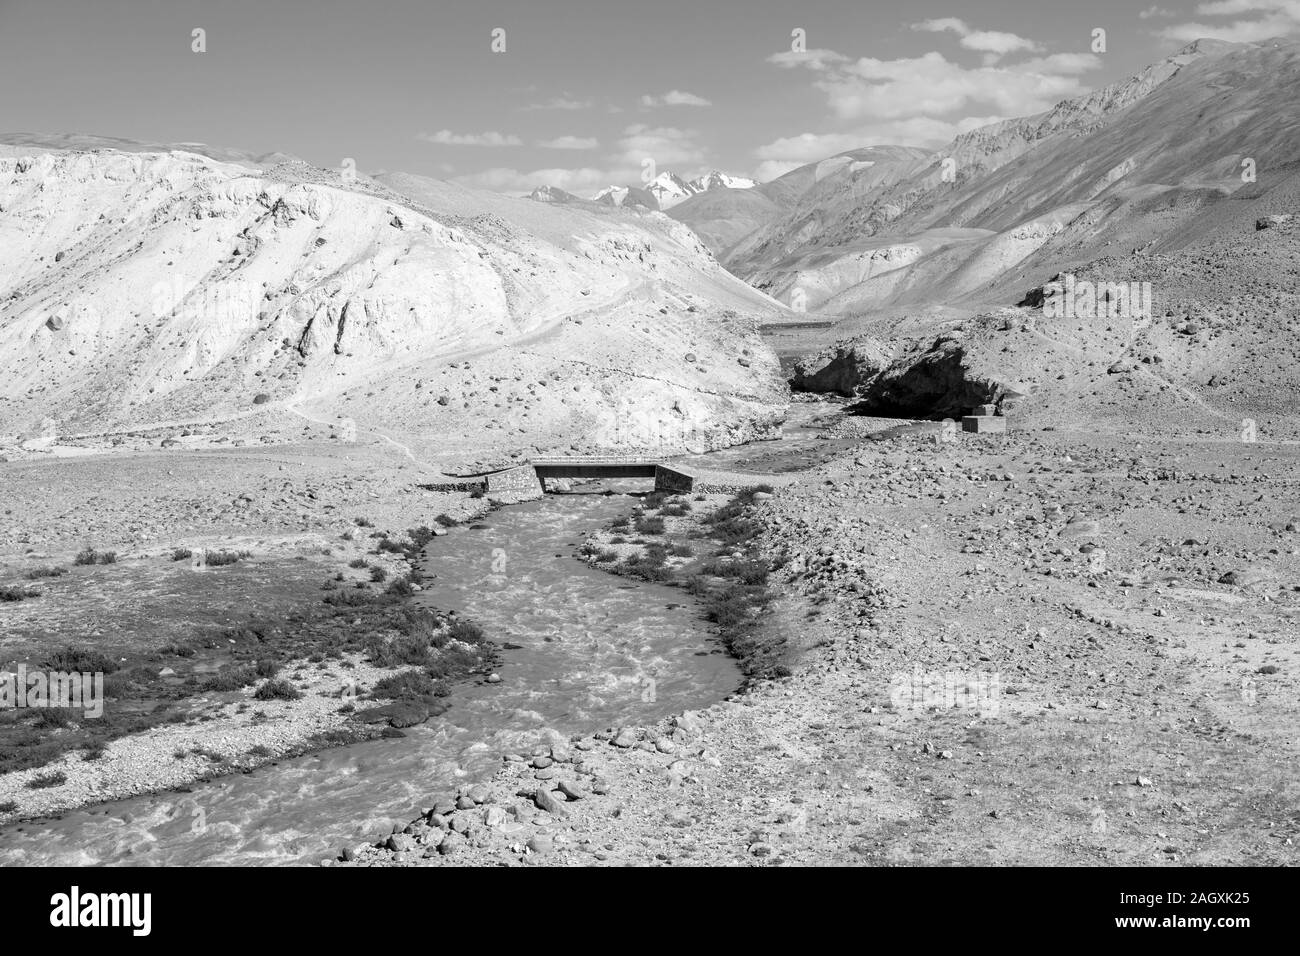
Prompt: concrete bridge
<box><xmin>428</xmin><ymin>457</ymin><xmax>699</xmax><ymax>496</ymax></box>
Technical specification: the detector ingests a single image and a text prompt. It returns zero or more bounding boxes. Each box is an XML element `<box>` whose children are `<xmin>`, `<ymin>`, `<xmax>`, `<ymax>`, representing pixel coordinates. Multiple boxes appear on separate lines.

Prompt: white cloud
<box><xmin>1139</xmin><ymin>5</ymin><xmax>1177</xmax><ymax>17</ymax></box>
<box><xmin>812</xmin><ymin>51</ymin><xmax>1094</xmax><ymax>122</ymax></box>
<box><xmin>768</xmin><ymin>48</ymin><xmax>851</xmax><ymax>70</ymax></box>
<box><xmin>912</xmin><ymin>18</ymin><xmax>1043</xmax><ymax>60</ymax></box>
<box><xmin>639</xmin><ymin>90</ymin><xmax>713</xmax><ymax>107</ymax></box>
<box><xmin>1158</xmin><ymin>0</ymin><xmax>1300</xmax><ymax>41</ymax></box>
<box><xmin>417</xmin><ymin>130</ymin><xmax>522</xmax><ymax>147</ymax></box>
<box><xmin>613</xmin><ymin>124</ymin><xmax>708</xmax><ymax>169</ymax></box>
<box><xmin>537</xmin><ymin>136</ymin><xmax>599</xmax><ymax>150</ymax></box>
<box><xmin>522</xmin><ymin>95</ymin><xmax>593</xmax><ymax>111</ymax></box>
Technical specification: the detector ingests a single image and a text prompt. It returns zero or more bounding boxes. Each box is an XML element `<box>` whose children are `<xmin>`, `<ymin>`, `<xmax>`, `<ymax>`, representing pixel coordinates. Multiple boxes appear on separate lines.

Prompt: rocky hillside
<box><xmin>0</xmin><ymin>140</ymin><xmax>790</xmax><ymax>466</ymax></box>
<box><xmin>726</xmin><ymin>39</ymin><xmax>1300</xmax><ymax>317</ymax></box>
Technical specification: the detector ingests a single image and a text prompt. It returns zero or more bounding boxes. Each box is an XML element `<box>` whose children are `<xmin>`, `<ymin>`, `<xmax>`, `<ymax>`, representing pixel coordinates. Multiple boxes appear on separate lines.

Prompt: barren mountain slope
<box><xmin>670</xmin><ymin>146</ymin><xmax>932</xmax><ymax>261</ymax></box>
<box><xmin>728</xmin><ymin>39</ymin><xmax>1300</xmax><ymax>316</ymax></box>
<box><xmin>0</xmin><ymin>143</ymin><xmax>790</xmax><ymax>465</ymax></box>
<box><xmin>791</xmin><ymin>165</ymin><xmax>1300</xmax><ymax>439</ymax></box>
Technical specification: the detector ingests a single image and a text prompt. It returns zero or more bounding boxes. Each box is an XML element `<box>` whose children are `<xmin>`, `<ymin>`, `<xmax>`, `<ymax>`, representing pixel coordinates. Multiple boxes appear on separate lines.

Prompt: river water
<box><xmin>0</xmin><ymin>491</ymin><xmax>740</xmax><ymax>866</ymax></box>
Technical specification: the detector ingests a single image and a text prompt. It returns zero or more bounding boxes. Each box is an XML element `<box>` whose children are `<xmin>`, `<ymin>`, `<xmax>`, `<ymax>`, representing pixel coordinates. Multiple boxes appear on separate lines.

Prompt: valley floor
<box><xmin>345</xmin><ymin>423</ymin><xmax>1300</xmax><ymax>866</ymax></box>
<box><xmin>2</xmin><ymin>419</ymin><xmax>1297</xmax><ymax>865</ymax></box>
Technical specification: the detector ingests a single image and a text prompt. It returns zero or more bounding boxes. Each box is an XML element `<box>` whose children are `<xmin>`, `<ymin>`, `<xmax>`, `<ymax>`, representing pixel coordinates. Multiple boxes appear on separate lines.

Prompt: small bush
<box><xmin>24</xmin><ymin>566</ymin><xmax>67</xmax><ymax>580</ymax></box>
<box><xmin>170</xmin><ymin>548</ymin><xmax>192</xmax><ymax>562</ymax></box>
<box><xmin>253</xmin><ymin>679</ymin><xmax>301</xmax><ymax>701</ymax></box>
<box><xmin>255</xmin><ymin>659</ymin><xmax>279</xmax><ymax>678</ymax></box>
<box><xmin>0</xmin><ymin>586</ymin><xmax>38</xmax><ymax>602</ymax></box>
<box><xmin>372</xmin><ymin>670</ymin><xmax>437</xmax><ymax>700</ymax></box>
<box><xmin>74</xmin><ymin>549</ymin><xmax>117</xmax><ymax>566</ymax></box>
<box><xmin>42</xmin><ymin>646</ymin><xmax>119</xmax><ymax>674</ymax></box>
<box><xmin>204</xmin><ymin>550</ymin><xmax>244</xmax><ymax>567</ymax></box>
<box><xmin>348</xmin><ymin>558</ymin><xmax>369</xmax><ymax>569</ymax></box>
<box><xmin>634</xmin><ymin>515</ymin><xmax>665</xmax><ymax>535</ymax></box>
<box><xmin>369</xmin><ymin>566</ymin><xmax>388</xmax><ymax>583</ymax></box>
<box><xmin>385</xmin><ymin>575</ymin><xmax>415</xmax><ymax>598</ymax></box>
<box><xmin>0</xmin><ymin>800</ymin><xmax>18</xmax><ymax>813</ymax></box>
<box><xmin>27</xmin><ymin>771</ymin><xmax>67</xmax><ymax>790</ymax></box>
<box><xmin>446</xmin><ymin>620</ymin><xmax>486</xmax><ymax>644</ymax></box>
<box><xmin>203</xmin><ymin>665</ymin><xmax>258</xmax><ymax>692</ymax></box>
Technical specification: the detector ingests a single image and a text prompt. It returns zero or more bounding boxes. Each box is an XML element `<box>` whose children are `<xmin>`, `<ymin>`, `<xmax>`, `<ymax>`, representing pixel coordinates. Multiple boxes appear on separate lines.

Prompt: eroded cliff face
<box><xmin>0</xmin><ymin>148</ymin><xmax>789</xmax><ymax>460</ymax></box>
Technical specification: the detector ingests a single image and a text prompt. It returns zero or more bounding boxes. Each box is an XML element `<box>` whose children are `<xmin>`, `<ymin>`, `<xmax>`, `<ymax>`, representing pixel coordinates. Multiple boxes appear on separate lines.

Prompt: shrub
<box><xmin>204</xmin><ymin>550</ymin><xmax>244</xmax><ymax>567</ymax></box>
<box><xmin>253</xmin><ymin>679</ymin><xmax>301</xmax><ymax>701</ymax></box>
<box><xmin>661</xmin><ymin>502</ymin><xmax>691</xmax><ymax>517</ymax></box>
<box><xmin>372</xmin><ymin>670</ymin><xmax>437</xmax><ymax>700</ymax></box>
<box><xmin>446</xmin><ymin>620</ymin><xmax>486</xmax><ymax>644</ymax></box>
<box><xmin>348</xmin><ymin>558</ymin><xmax>369</xmax><ymax>569</ymax></box>
<box><xmin>203</xmin><ymin>665</ymin><xmax>258</xmax><ymax>692</ymax></box>
<box><xmin>385</xmin><ymin>575</ymin><xmax>415</xmax><ymax>598</ymax></box>
<box><xmin>670</xmin><ymin>544</ymin><xmax>693</xmax><ymax>557</ymax></box>
<box><xmin>0</xmin><ymin>586</ymin><xmax>38</xmax><ymax>602</ymax></box>
<box><xmin>0</xmin><ymin>800</ymin><xmax>18</xmax><ymax>813</ymax></box>
<box><xmin>74</xmin><ymin>549</ymin><xmax>117</xmax><ymax>566</ymax></box>
<box><xmin>170</xmin><ymin>548</ymin><xmax>192</xmax><ymax>562</ymax></box>
<box><xmin>42</xmin><ymin>646</ymin><xmax>119</xmax><ymax>674</ymax></box>
<box><xmin>23</xmin><ymin>566</ymin><xmax>67</xmax><ymax>580</ymax></box>
<box><xmin>81</xmin><ymin>742</ymin><xmax>108</xmax><ymax>761</ymax></box>
<box><xmin>27</xmin><ymin>771</ymin><xmax>67</xmax><ymax>789</ymax></box>
<box><xmin>634</xmin><ymin>515</ymin><xmax>665</xmax><ymax>535</ymax></box>
<box><xmin>32</xmin><ymin>709</ymin><xmax>70</xmax><ymax>730</ymax></box>
<box><xmin>369</xmin><ymin>566</ymin><xmax>388</xmax><ymax>583</ymax></box>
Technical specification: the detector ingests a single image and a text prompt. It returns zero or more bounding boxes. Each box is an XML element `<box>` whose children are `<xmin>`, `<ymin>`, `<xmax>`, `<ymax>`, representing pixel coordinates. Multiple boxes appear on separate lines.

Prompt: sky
<box><xmin>1</xmin><ymin>0</ymin><xmax>1297</xmax><ymax>196</ymax></box>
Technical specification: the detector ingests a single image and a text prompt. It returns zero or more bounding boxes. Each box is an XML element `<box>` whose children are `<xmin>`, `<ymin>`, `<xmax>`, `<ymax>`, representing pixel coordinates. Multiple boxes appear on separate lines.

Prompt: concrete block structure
<box><xmin>962</xmin><ymin>415</ymin><xmax>1007</xmax><ymax>434</ymax></box>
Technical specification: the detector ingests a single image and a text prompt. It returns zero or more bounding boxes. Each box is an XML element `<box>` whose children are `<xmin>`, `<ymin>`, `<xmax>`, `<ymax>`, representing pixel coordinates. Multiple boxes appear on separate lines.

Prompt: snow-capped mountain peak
<box><xmin>688</xmin><ymin>170</ymin><xmax>758</xmax><ymax>193</ymax></box>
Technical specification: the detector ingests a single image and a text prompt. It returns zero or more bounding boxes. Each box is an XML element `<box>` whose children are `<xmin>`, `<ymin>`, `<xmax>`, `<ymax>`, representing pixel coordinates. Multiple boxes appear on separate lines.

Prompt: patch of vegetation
<box><xmin>348</xmin><ymin>558</ymin><xmax>369</xmax><ymax>569</ymax></box>
<box><xmin>0</xmin><ymin>586</ymin><xmax>39</xmax><ymax>602</ymax></box>
<box><xmin>634</xmin><ymin>515</ymin><xmax>665</xmax><ymax>535</ymax></box>
<box><xmin>27</xmin><ymin>771</ymin><xmax>67</xmax><ymax>790</ymax></box>
<box><xmin>73</xmin><ymin>548</ymin><xmax>117</xmax><ymax>566</ymax></box>
<box><xmin>23</xmin><ymin>566</ymin><xmax>67</xmax><ymax>580</ymax></box>
<box><xmin>202</xmin><ymin>664</ymin><xmax>259</xmax><ymax>692</ymax></box>
<box><xmin>42</xmin><ymin>646</ymin><xmax>119</xmax><ymax>674</ymax></box>
<box><xmin>446</xmin><ymin>620</ymin><xmax>486</xmax><ymax>644</ymax></box>
<box><xmin>203</xmin><ymin>550</ymin><xmax>250</xmax><ymax>567</ymax></box>
<box><xmin>0</xmin><ymin>800</ymin><xmax>17</xmax><ymax>813</ymax></box>
<box><xmin>170</xmin><ymin>548</ymin><xmax>193</xmax><ymax>562</ymax></box>
<box><xmin>253</xmin><ymin>679</ymin><xmax>301</xmax><ymax>701</ymax></box>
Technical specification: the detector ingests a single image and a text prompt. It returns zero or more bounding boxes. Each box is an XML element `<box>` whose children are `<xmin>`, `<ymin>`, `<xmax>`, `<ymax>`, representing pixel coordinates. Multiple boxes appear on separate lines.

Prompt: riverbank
<box><xmin>340</xmin><ymin>423</ymin><xmax>1300</xmax><ymax>866</ymax></box>
<box><xmin>0</xmin><ymin>441</ymin><xmax>504</xmax><ymax>827</ymax></box>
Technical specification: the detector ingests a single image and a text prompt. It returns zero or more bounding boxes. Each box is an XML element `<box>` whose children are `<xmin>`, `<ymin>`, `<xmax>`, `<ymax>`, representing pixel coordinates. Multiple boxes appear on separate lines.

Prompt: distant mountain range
<box><xmin>530</xmin><ymin>169</ymin><xmax>757</xmax><ymax>212</ymax></box>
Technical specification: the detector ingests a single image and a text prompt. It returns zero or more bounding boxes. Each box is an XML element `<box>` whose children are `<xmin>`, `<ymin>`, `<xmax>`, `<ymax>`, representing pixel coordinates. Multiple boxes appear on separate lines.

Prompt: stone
<box><xmin>527</xmin><ymin>835</ymin><xmax>554</xmax><ymax>855</ymax></box>
<box><xmin>438</xmin><ymin>831</ymin><xmax>465</xmax><ymax>855</ymax></box>
<box><xmin>557</xmin><ymin>779</ymin><xmax>588</xmax><ymax>801</ymax></box>
<box><xmin>483</xmin><ymin>806</ymin><xmax>509</xmax><ymax>827</ymax></box>
<box><xmin>534</xmin><ymin>787</ymin><xmax>567</xmax><ymax>815</ymax></box>
<box><xmin>612</xmin><ymin>730</ymin><xmax>638</xmax><ymax>748</ymax></box>
<box><xmin>386</xmin><ymin>833</ymin><xmax>414</xmax><ymax>853</ymax></box>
